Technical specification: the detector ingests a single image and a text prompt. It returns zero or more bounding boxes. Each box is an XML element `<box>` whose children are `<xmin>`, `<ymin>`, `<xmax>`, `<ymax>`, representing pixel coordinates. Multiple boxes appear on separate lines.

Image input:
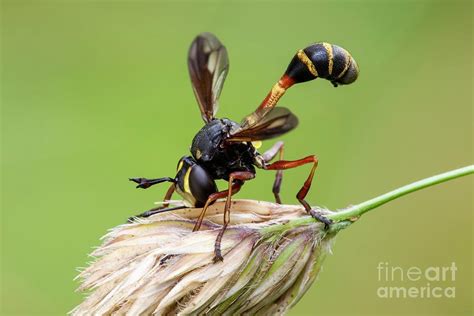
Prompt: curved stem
<box><xmin>262</xmin><ymin>165</ymin><xmax>473</xmax><ymax>235</ymax></box>
<box><xmin>327</xmin><ymin>165</ymin><xmax>473</xmax><ymax>222</ymax></box>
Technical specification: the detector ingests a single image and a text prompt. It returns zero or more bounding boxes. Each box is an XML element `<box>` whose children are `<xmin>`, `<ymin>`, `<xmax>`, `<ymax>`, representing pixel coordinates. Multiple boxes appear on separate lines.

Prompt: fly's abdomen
<box><xmin>285</xmin><ymin>43</ymin><xmax>359</xmax><ymax>87</ymax></box>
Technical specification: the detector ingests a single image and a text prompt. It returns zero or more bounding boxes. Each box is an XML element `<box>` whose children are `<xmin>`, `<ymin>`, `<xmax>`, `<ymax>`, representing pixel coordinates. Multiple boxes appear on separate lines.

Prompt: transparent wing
<box><xmin>228</xmin><ymin>107</ymin><xmax>299</xmax><ymax>142</ymax></box>
<box><xmin>238</xmin><ymin>105</ymin><xmax>274</xmax><ymax>131</ymax></box>
<box><xmin>188</xmin><ymin>32</ymin><xmax>229</xmax><ymax>122</ymax></box>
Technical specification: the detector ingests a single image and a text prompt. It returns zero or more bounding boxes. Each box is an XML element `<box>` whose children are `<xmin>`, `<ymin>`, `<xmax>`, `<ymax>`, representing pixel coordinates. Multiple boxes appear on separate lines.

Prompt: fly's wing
<box><xmin>238</xmin><ymin>105</ymin><xmax>273</xmax><ymax>131</ymax></box>
<box><xmin>188</xmin><ymin>32</ymin><xmax>229</xmax><ymax>123</ymax></box>
<box><xmin>228</xmin><ymin>107</ymin><xmax>299</xmax><ymax>142</ymax></box>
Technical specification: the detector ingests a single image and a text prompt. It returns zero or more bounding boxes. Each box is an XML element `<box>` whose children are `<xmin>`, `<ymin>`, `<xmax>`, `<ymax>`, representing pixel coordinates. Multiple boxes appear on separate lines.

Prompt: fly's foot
<box><xmin>213</xmin><ymin>245</ymin><xmax>224</xmax><ymax>263</ymax></box>
<box><xmin>309</xmin><ymin>209</ymin><xmax>333</xmax><ymax>229</ymax></box>
<box><xmin>126</xmin><ymin>209</ymin><xmax>158</xmax><ymax>223</ymax></box>
<box><xmin>127</xmin><ymin>206</ymin><xmax>186</xmax><ymax>223</ymax></box>
<box><xmin>213</xmin><ymin>253</ymin><xmax>224</xmax><ymax>263</ymax></box>
<box><xmin>129</xmin><ymin>178</ymin><xmax>152</xmax><ymax>189</ymax></box>
<box><xmin>160</xmin><ymin>254</ymin><xmax>175</xmax><ymax>265</ymax></box>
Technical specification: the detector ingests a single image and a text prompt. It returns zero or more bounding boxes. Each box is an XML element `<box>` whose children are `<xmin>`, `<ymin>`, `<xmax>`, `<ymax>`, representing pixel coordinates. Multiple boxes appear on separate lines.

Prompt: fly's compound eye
<box><xmin>186</xmin><ymin>164</ymin><xmax>218</xmax><ymax>206</ymax></box>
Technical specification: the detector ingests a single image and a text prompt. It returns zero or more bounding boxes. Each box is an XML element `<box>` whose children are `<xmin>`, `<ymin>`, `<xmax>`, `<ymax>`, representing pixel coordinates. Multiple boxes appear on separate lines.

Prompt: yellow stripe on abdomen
<box><xmin>297</xmin><ymin>49</ymin><xmax>318</xmax><ymax>77</ymax></box>
<box><xmin>322</xmin><ymin>42</ymin><xmax>334</xmax><ymax>75</ymax></box>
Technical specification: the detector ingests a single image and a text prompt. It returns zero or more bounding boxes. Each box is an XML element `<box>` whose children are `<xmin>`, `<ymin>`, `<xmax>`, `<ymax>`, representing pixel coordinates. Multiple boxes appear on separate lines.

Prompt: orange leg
<box><xmin>214</xmin><ymin>171</ymin><xmax>255</xmax><ymax>262</ymax></box>
<box><xmin>161</xmin><ymin>183</ymin><xmax>176</xmax><ymax>208</ymax></box>
<box><xmin>264</xmin><ymin>155</ymin><xmax>332</xmax><ymax>226</ymax></box>
<box><xmin>192</xmin><ymin>183</ymin><xmax>242</xmax><ymax>232</ymax></box>
<box><xmin>261</xmin><ymin>141</ymin><xmax>285</xmax><ymax>204</ymax></box>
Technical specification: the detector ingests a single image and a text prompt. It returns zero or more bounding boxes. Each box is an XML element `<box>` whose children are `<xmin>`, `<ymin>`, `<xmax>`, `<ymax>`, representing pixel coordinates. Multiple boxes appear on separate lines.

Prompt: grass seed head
<box><xmin>72</xmin><ymin>200</ymin><xmax>337</xmax><ymax>315</ymax></box>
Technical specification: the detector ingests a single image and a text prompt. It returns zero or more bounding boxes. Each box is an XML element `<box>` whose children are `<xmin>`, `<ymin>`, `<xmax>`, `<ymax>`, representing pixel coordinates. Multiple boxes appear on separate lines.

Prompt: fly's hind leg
<box><xmin>261</xmin><ymin>141</ymin><xmax>285</xmax><ymax>204</ymax></box>
<box><xmin>264</xmin><ymin>155</ymin><xmax>332</xmax><ymax>228</ymax></box>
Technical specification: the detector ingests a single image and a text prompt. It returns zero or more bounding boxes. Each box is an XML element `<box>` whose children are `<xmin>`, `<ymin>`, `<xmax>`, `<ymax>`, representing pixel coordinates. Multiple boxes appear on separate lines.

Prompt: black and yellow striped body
<box><xmin>285</xmin><ymin>42</ymin><xmax>359</xmax><ymax>87</ymax></box>
<box><xmin>175</xmin><ymin>156</ymin><xmax>218</xmax><ymax>207</ymax></box>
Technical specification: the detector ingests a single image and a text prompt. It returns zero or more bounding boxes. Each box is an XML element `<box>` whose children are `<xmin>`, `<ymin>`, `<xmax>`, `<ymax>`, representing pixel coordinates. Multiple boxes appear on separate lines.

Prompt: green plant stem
<box><xmin>328</xmin><ymin>165</ymin><xmax>473</xmax><ymax>222</ymax></box>
<box><xmin>262</xmin><ymin>165</ymin><xmax>473</xmax><ymax>235</ymax></box>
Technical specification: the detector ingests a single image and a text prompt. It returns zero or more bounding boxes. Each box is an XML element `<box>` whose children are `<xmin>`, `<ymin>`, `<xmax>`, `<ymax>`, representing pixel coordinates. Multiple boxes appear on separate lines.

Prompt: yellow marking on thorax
<box><xmin>177</xmin><ymin>160</ymin><xmax>184</xmax><ymax>172</ymax></box>
<box><xmin>322</xmin><ymin>43</ymin><xmax>334</xmax><ymax>75</ymax></box>
<box><xmin>195</xmin><ymin>149</ymin><xmax>202</xmax><ymax>159</ymax></box>
<box><xmin>251</xmin><ymin>141</ymin><xmax>262</xmax><ymax>149</ymax></box>
<box><xmin>336</xmin><ymin>50</ymin><xmax>351</xmax><ymax>79</ymax></box>
<box><xmin>297</xmin><ymin>49</ymin><xmax>318</xmax><ymax>77</ymax></box>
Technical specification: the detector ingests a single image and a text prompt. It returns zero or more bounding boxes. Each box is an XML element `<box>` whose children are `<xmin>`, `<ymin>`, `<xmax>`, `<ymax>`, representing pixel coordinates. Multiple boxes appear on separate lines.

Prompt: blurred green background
<box><xmin>1</xmin><ymin>0</ymin><xmax>472</xmax><ymax>315</ymax></box>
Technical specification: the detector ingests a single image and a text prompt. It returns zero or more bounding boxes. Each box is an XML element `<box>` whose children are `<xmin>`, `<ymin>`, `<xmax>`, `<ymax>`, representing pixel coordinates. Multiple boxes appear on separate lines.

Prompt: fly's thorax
<box><xmin>190</xmin><ymin>118</ymin><xmax>240</xmax><ymax>162</ymax></box>
<box><xmin>190</xmin><ymin>118</ymin><xmax>258</xmax><ymax>180</ymax></box>
<box><xmin>175</xmin><ymin>156</ymin><xmax>218</xmax><ymax>207</ymax></box>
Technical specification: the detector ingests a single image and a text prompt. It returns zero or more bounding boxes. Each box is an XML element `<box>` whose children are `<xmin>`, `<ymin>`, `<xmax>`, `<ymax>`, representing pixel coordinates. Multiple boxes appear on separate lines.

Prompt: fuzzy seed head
<box><xmin>72</xmin><ymin>200</ymin><xmax>337</xmax><ymax>315</ymax></box>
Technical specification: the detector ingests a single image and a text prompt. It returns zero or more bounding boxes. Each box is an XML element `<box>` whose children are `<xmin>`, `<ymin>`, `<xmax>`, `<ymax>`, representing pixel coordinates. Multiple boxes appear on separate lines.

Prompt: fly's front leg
<box><xmin>214</xmin><ymin>171</ymin><xmax>255</xmax><ymax>262</ymax></box>
<box><xmin>264</xmin><ymin>155</ymin><xmax>332</xmax><ymax>228</ymax></box>
<box><xmin>261</xmin><ymin>141</ymin><xmax>285</xmax><ymax>204</ymax></box>
<box><xmin>129</xmin><ymin>177</ymin><xmax>175</xmax><ymax>189</ymax></box>
<box><xmin>127</xmin><ymin>205</ymin><xmax>186</xmax><ymax>223</ymax></box>
<box><xmin>127</xmin><ymin>183</ymin><xmax>179</xmax><ymax>222</ymax></box>
<box><xmin>192</xmin><ymin>183</ymin><xmax>242</xmax><ymax>232</ymax></box>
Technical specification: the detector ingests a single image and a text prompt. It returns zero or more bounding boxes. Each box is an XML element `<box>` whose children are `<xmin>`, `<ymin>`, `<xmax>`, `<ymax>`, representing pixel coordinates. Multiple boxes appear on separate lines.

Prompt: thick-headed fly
<box><xmin>130</xmin><ymin>33</ymin><xmax>359</xmax><ymax>261</ymax></box>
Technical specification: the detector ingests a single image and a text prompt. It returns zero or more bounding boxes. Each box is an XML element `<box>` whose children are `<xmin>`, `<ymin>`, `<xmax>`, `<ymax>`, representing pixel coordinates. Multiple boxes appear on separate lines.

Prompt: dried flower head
<box><xmin>71</xmin><ymin>200</ymin><xmax>338</xmax><ymax>315</ymax></box>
